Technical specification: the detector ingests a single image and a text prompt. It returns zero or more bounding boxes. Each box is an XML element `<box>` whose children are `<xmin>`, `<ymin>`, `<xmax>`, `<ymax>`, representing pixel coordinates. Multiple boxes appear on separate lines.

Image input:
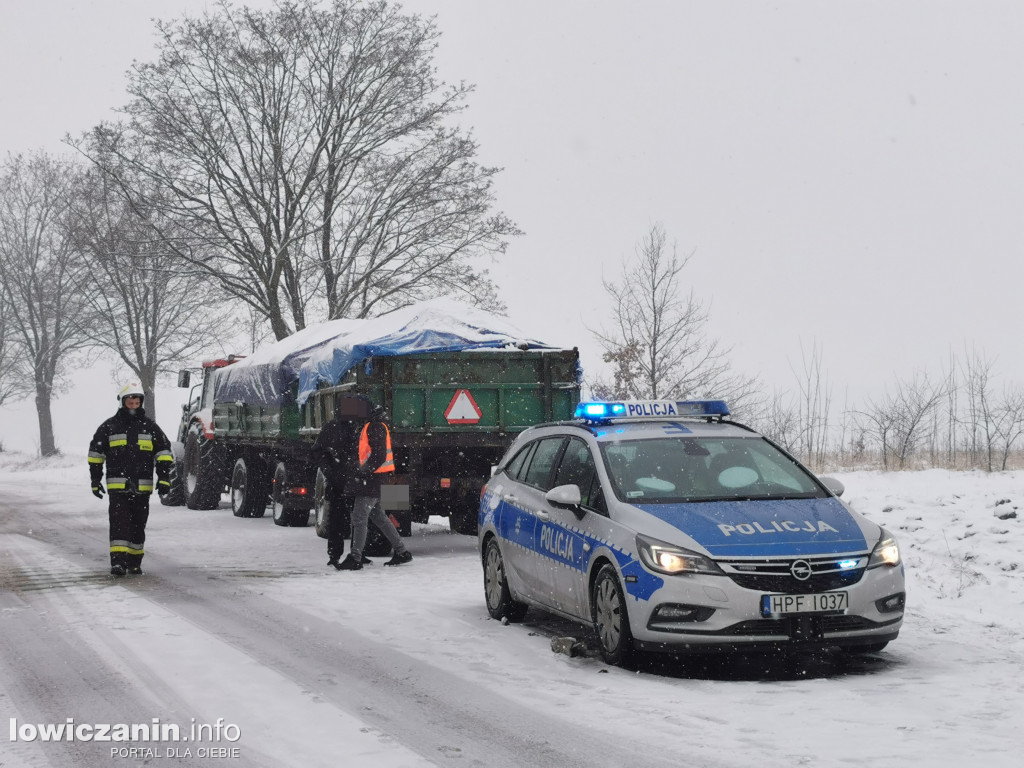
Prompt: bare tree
<box><xmin>889</xmin><ymin>373</ymin><xmax>945</xmax><ymax>468</ymax></box>
<box><xmin>592</xmin><ymin>223</ymin><xmax>759</xmax><ymax>409</ymax></box>
<box><xmin>790</xmin><ymin>339</ymin><xmax>832</xmax><ymax>470</ymax></box>
<box><xmin>942</xmin><ymin>347</ymin><xmax>959</xmax><ymax>467</ymax></box>
<box><xmin>750</xmin><ymin>390</ymin><xmax>801</xmax><ymax>455</ymax></box>
<box><xmin>992</xmin><ymin>385</ymin><xmax>1024</xmax><ymax>471</ymax></box>
<box><xmin>79</xmin><ymin>0</ymin><xmax>516</xmax><ymax>339</ymax></box>
<box><xmin>858</xmin><ymin>372</ymin><xmax>944</xmax><ymax>469</ymax></box>
<box><xmin>69</xmin><ymin>169</ymin><xmax>234</xmax><ymax>421</ymax></box>
<box><xmin>0</xmin><ymin>290</ymin><xmax>23</xmax><ymax>408</ymax></box>
<box><xmin>0</xmin><ymin>152</ymin><xmax>93</xmax><ymax>456</ymax></box>
<box><xmin>958</xmin><ymin>347</ymin><xmax>1004</xmax><ymax>470</ymax></box>
<box><xmin>855</xmin><ymin>396</ymin><xmax>901</xmax><ymax>470</ymax></box>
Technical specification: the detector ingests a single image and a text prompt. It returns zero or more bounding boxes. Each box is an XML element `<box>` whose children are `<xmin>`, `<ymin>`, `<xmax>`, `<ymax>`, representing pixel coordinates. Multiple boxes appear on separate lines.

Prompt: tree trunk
<box><xmin>141</xmin><ymin>367</ymin><xmax>157</xmax><ymax>423</ymax></box>
<box><xmin>35</xmin><ymin>379</ymin><xmax>57</xmax><ymax>457</ymax></box>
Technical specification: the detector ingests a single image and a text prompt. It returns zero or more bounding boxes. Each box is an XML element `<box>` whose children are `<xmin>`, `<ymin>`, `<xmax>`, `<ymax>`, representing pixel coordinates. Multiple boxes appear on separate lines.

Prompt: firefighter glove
<box><xmin>92</xmin><ymin>483</ymin><xmax>105</xmax><ymax>499</ymax></box>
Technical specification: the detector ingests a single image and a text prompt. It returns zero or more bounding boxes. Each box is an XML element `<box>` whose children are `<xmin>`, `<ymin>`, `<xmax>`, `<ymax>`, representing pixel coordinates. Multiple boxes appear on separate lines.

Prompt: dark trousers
<box><xmin>326</xmin><ymin>490</ymin><xmax>352</xmax><ymax>563</ymax></box>
<box><xmin>108</xmin><ymin>493</ymin><xmax>150</xmax><ymax>568</ymax></box>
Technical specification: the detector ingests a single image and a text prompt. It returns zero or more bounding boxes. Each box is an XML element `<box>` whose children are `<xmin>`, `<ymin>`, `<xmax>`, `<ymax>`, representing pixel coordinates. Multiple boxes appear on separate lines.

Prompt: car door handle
<box><xmin>535</xmin><ymin>509</ymin><xmax>550</xmax><ymax>520</ymax></box>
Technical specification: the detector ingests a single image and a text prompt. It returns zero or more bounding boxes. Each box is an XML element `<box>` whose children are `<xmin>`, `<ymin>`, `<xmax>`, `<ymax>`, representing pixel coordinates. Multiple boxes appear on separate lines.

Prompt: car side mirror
<box><xmin>546</xmin><ymin>484</ymin><xmax>583</xmax><ymax>515</ymax></box>
<box><xmin>177</xmin><ymin>370</ymin><xmax>191</xmax><ymax>388</ymax></box>
<box><xmin>820</xmin><ymin>476</ymin><xmax>845</xmax><ymax>497</ymax></box>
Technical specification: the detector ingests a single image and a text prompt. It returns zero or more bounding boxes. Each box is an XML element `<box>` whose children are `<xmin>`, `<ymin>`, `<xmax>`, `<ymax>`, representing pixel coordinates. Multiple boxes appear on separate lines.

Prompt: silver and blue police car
<box><xmin>478</xmin><ymin>400</ymin><xmax>905</xmax><ymax>665</ymax></box>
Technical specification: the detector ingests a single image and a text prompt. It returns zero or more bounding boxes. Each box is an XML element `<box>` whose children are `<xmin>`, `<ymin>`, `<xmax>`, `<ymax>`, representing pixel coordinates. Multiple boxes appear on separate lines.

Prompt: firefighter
<box><xmin>88</xmin><ymin>382</ymin><xmax>173</xmax><ymax>576</ymax></box>
<box><xmin>328</xmin><ymin>395</ymin><xmax>412</xmax><ymax>571</ymax></box>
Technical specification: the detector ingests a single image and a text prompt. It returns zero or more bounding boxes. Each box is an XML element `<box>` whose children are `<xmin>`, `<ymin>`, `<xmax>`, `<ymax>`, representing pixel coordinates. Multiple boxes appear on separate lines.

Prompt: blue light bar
<box><xmin>676</xmin><ymin>400</ymin><xmax>731</xmax><ymax>417</ymax></box>
<box><xmin>573</xmin><ymin>399</ymin><xmax>730</xmax><ymax>422</ymax></box>
<box><xmin>575</xmin><ymin>402</ymin><xmax>627</xmax><ymax>420</ymax></box>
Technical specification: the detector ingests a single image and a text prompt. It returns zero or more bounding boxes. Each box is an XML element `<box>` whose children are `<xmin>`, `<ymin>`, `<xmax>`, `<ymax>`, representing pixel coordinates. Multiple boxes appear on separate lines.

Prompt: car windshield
<box><xmin>600</xmin><ymin>436</ymin><xmax>825</xmax><ymax>503</ymax></box>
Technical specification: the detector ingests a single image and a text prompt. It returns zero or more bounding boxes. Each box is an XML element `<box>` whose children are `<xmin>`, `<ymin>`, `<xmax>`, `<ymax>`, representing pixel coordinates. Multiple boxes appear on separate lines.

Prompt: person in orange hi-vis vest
<box><xmin>332</xmin><ymin>396</ymin><xmax>411</xmax><ymax>570</ymax></box>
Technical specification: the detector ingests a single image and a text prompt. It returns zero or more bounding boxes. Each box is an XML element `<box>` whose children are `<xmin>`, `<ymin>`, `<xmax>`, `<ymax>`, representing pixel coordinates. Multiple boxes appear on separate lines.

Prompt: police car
<box><xmin>478</xmin><ymin>400</ymin><xmax>905</xmax><ymax>665</ymax></box>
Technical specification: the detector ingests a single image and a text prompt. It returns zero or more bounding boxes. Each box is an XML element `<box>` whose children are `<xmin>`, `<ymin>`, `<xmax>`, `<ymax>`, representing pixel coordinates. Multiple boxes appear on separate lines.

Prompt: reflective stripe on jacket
<box><xmin>88</xmin><ymin>407</ymin><xmax>172</xmax><ymax>494</ymax></box>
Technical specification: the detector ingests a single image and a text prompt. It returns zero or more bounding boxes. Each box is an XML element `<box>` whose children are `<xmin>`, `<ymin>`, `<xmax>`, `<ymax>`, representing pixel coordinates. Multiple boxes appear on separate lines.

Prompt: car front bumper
<box><xmin>625</xmin><ymin>562</ymin><xmax>905</xmax><ymax>652</ymax></box>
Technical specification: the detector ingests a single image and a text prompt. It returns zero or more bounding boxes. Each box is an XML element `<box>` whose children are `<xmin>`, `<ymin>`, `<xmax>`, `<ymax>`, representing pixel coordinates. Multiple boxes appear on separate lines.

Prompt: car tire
<box><xmin>230</xmin><ymin>457</ymin><xmax>269</xmax><ymax>518</ymax></box>
<box><xmin>591</xmin><ymin>564</ymin><xmax>636</xmax><ymax>667</ymax></box>
<box><xmin>483</xmin><ymin>538</ymin><xmax>528</xmax><ymax>622</ymax></box>
<box><xmin>271</xmin><ymin>462</ymin><xmax>309</xmax><ymax>527</ymax></box>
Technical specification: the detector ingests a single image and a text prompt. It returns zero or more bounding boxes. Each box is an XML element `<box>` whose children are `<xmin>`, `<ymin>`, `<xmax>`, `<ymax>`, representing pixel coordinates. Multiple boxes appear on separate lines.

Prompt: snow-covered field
<box><xmin>1</xmin><ymin>451</ymin><xmax>1022</xmax><ymax>767</ymax></box>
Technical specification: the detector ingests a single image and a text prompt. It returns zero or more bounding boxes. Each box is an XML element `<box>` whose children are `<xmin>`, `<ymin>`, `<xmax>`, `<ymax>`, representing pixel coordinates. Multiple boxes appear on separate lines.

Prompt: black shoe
<box><xmin>360</xmin><ymin>555</ymin><xmax>372</xmax><ymax>565</ymax></box>
<box><xmin>384</xmin><ymin>551</ymin><xmax>412</xmax><ymax>566</ymax></box>
<box><xmin>128</xmin><ymin>566</ymin><xmax>143</xmax><ymax>575</ymax></box>
<box><xmin>335</xmin><ymin>555</ymin><xmax>362</xmax><ymax>571</ymax></box>
<box><xmin>110</xmin><ymin>565</ymin><xmax>127</xmax><ymax>576</ymax></box>
<box><xmin>327</xmin><ymin>559</ymin><xmax>340</xmax><ymax>568</ymax></box>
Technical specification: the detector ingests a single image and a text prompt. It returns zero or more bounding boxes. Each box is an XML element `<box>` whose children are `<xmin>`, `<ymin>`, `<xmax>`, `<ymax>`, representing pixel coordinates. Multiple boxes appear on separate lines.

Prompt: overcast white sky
<box><xmin>3</xmin><ymin>0</ymin><xmax>1023</xmax><ymax>403</ymax></box>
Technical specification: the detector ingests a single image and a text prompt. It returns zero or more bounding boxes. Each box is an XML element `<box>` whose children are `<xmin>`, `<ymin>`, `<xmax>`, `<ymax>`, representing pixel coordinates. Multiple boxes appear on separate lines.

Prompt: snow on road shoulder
<box><xmin>841</xmin><ymin>469</ymin><xmax>1024</xmax><ymax>634</ymax></box>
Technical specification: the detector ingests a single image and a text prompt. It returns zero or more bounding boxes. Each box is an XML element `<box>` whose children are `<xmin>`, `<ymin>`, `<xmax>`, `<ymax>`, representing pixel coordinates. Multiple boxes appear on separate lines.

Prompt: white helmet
<box><xmin>117</xmin><ymin>382</ymin><xmax>145</xmax><ymax>408</ymax></box>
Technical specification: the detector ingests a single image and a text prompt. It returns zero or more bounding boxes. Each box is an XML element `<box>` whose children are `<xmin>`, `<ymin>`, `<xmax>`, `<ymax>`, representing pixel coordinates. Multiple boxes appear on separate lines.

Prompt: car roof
<box><xmin>523</xmin><ymin>418</ymin><xmax>759</xmax><ymax>442</ymax></box>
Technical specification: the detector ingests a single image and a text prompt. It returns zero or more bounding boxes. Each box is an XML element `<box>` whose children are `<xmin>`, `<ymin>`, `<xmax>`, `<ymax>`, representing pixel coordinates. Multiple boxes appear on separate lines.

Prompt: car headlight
<box><xmin>867</xmin><ymin>528</ymin><xmax>901</xmax><ymax>569</ymax></box>
<box><xmin>636</xmin><ymin>534</ymin><xmax>723</xmax><ymax>576</ymax></box>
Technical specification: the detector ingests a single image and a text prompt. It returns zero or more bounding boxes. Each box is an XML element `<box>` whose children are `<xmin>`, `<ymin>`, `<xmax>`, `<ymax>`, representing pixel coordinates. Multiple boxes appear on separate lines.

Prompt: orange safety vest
<box><xmin>358</xmin><ymin>422</ymin><xmax>395</xmax><ymax>473</ymax></box>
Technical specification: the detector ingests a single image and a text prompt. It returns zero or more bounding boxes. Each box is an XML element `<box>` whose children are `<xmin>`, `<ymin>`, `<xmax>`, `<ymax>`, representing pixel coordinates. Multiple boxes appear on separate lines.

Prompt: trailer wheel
<box><xmin>314</xmin><ymin>469</ymin><xmax>330</xmax><ymax>538</ymax></box>
<box><xmin>183</xmin><ymin>424</ymin><xmax>224</xmax><ymax>510</ymax></box>
<box><xmin>159</xmin><ymin>442</ymin><xmax>186</xmax><ymax>507</ymax></box>
<box><xmin>272</xmin><ymin>462</ymin><xmax>309</xmax><ymax>527</ymax></box>
<box><xmin>314</xmin><ymin>470</ymin><xmax>352</xmax><ymax>541</ymax></box>
<box><xmin>449</xmin><ymin>495</ymin><xmax>480</xmax><ymax>536</ymax></box>
<box><xmin>230</xmin><ymin>457</ymin><xmax>269</xmax><ymax>518</ymax></box>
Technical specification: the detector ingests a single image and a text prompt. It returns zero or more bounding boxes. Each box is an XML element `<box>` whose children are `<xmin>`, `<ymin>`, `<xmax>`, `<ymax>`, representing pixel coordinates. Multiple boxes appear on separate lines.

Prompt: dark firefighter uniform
<box><xmin>88</xmin><ymin>398</ymin><xmax>173</xmax><ymax>574</ymax></box>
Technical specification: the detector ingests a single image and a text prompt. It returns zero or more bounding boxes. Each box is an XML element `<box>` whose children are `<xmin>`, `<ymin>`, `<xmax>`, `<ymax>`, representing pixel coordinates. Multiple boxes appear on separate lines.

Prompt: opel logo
<box><xmin>790</xmin><ymin>560</ymin><xmax>813</xmax><ymax>581</ymax></box>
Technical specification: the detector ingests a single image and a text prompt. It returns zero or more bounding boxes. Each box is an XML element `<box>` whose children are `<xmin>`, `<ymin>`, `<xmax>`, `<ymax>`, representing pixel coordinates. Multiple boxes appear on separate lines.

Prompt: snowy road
<box><xmin>1</xmin><ymin>455</ymin><xmax>1022</xmax><ymax>767</ymax></box>
<box><xmin>0</xmin><ymin>498</ymin><xmax>646</xmax><ymax>767</ymax></box>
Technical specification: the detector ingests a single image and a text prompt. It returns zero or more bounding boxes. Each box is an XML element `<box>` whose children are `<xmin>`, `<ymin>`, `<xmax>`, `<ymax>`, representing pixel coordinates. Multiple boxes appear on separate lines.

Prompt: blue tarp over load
<box><xmin>213</xmin><ymin>299</ymin><xmax>572</xmax><ymax>407</ymax></box>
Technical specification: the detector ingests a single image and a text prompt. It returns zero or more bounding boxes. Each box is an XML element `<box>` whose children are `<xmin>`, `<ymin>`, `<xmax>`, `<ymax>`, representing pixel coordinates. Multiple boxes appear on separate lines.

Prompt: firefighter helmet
<box><xmin>117</xmin><ymin>382</ymin><xmax>145</xmax><ymax>408</ymax></box>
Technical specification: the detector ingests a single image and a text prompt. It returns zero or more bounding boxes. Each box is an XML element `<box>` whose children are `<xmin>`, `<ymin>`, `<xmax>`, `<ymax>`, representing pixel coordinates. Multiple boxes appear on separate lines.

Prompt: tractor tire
<box><xmin>183</xmin><ymin>424</ymin><xmax>225</xmax><ymax>510</ymax></box>
<box><xmin>159</xmin><ymin>442</ymin><xmax>186</xmax><ymax>507</ymax></box>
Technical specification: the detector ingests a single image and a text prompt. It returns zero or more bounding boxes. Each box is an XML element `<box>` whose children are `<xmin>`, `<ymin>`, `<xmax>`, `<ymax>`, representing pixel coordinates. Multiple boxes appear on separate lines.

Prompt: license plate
<box><xmin>761</xmin><ymin>591</ymin><xmax>848</xmax><ymax>617</ymax></box>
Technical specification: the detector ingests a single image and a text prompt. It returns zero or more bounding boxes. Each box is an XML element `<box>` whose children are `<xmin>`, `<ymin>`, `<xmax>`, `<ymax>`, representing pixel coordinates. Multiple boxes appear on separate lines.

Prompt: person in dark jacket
<box><xmin>310</xmin><ymin>396</ymin><xmax>364</xmax><ymax>567</ymax></box>
<box><xmin>314</xmin><ymin>395</ymin><xmax>411</xmax><ymax>571</ymax></box>
<box><xmin>88</xmin><ymin>383</ymin><xmax>173</xmax><ymax>576</ymax></box>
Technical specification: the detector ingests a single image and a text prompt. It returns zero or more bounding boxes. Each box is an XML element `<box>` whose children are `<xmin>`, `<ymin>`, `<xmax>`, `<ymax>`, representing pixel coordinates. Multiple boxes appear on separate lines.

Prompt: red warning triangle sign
<box><xmin>444</xmin><ymin>389</ymin><xmax>483</xmax><ymax>424</ymax></box>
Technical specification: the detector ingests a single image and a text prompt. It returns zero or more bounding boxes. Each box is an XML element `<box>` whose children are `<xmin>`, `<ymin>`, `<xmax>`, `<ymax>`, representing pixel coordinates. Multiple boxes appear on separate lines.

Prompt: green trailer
<box><xmin>164</xmin><ymin>333</ymin><xmax>580</xmax><ymax>548</ymax></box>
